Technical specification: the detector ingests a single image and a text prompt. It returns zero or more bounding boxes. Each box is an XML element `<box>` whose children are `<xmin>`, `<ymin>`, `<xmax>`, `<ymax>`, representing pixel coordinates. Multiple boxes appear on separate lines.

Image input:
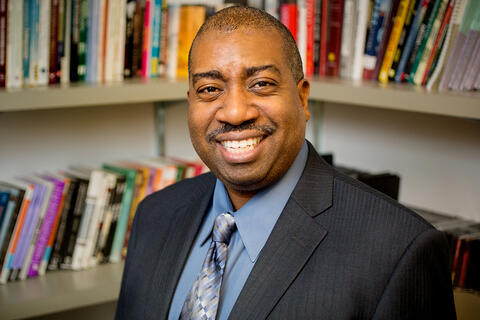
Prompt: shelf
<box><xmin>1</xmin><ymin>77</ymin><xmax>479</xmax><ymax>120</ymax></box>
<box><xmin>0</xmin><ymin>263</ymin><xmax>124</xmax><ymax>320</ymax></box>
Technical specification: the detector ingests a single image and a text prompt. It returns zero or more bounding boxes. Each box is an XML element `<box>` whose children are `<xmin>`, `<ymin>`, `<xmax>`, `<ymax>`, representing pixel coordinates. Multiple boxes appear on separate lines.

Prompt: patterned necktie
<box><xmin>180</xmin><ymin>213</ymin><xmax>236</xmax><ymax>320</ymax></box>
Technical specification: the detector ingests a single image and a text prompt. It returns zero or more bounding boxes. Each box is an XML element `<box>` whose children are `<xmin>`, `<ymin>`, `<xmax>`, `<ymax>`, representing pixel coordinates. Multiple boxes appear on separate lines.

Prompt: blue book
<box><xmin>0</xmin><ymin>192</ymin><xmax>10</xmax><ymax>230</ymax></box>
<box><xmin>86</xmin><ymin>0</ymin><xmax>99</xmax><ymax>83</ymax></box>
<box><xmin>0</xmin><ymin>186</ymin><xmax>22</xmax><ymax>262</ymax></box>
<box><xmin>151</xmin><ymin>0</ymin><xmax>162</xmax><ymax>77</ymax></box>
<box><xmin>22</xmin><ymin>0</ymin><xmax>32</xmax><ymax>85</ymax></box>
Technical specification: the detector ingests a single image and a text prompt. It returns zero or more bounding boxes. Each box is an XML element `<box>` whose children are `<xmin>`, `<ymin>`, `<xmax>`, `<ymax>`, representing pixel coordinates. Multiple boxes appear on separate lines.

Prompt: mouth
<box><xmin>220</xmin><ymin>137</ymin><xmax>263</xmax><ymax>154</ymax></box>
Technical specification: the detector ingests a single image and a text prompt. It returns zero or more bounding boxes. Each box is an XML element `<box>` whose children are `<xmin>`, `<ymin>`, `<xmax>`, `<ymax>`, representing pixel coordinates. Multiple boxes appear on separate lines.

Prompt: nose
<box><xmin>215</xmin><ymin>86</ymin><xmax>259</xmax><ymax>126</ymax></box>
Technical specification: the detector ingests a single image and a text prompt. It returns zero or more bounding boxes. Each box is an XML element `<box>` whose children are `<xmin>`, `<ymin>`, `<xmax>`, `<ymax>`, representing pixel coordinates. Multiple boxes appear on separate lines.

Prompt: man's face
<box><xmin>188</xmin><ymin>28</ymin><xmax>310</xmax><ymax>194</ymax></box>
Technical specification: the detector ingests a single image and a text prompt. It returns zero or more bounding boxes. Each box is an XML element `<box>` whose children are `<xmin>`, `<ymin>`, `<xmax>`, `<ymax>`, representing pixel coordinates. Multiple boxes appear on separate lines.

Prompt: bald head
<box><xmin>188</xmin><ymin>6</ymin><xmax>304</xmax><ymax>83</ymax></box>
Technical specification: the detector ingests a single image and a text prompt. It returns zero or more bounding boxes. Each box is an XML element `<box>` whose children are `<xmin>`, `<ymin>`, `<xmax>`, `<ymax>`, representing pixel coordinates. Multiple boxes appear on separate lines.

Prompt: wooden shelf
<box><xmin>1</xmin><ymin>78</ymin><xmax>479</xmax><ymax>120</ymax></box>
<box><xmin>0</xmin><ymin>263</ymin><xmax>124</xmax><ymax>320</ymax></box>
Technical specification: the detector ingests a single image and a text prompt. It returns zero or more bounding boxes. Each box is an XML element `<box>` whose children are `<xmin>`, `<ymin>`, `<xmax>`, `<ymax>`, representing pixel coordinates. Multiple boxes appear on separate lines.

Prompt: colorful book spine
<box><xmin>379</xmin><ymin>0</ymin><xmax>412</xmax><ymax>83</ymax></box>
<box><xmin>114</xmin><ymin>0</ymin><xmax>126</xmax><ymax>82</ymax></box>
<box><xmin>96</xmin><ymin>0</ymin><xmax>106</xmax><ymax>82</ymax></box>
<box><xmin>166</xmin><ymin>4</ymin><xmax>179</xmax><ymax>79</ymax></box>
<box><xmin>86</xmin><ymin>0</ymin><xmax>100</xmax><ymax>83</ymax></box>
<box><xmin>28</xmin><ymin>0</ymin><xmax>40</xmax><ymax>86</ymax></box>
<box><xmin>362</xmin><ymin>0</ymin><xmax>393</xmax><ymax>80</ymax></box>
<box><xmin>459</xmin><ymin>30</ymin><xmax>480</xmax><ymax>90</ymax></box>
<box><xmin>6</xmin><ymin>0</ymin><xmax>23</xmax><ymax>88</ymax></box>
<box><xmin>141</xmin><ymin>0</ymin><xmax>152</xmax><ymax>78</ymax></box>
<box><xmin>70</xmin><ymin>0</ymin><xmax>80</xmax><ymax>82</ymax></box>
<box><xmin>0</xmin><ymin>187</ymin><xmax>24</xmax><ymax>269</ymax></box>
<box><xmin>351</xmin><ymin>0</ymin><xmax>370</xmax><ymax>80</ymax></box>
<box><xmin>55</xmin><ymin>0</ymin><xmax>64</xmax><ymax>81</ymax></box>
<box><xmin>76</xmin><ymin>0</ymin><xmax>88</xmax><ymax>81</ymax></box>
<box><xmin>319</xmin><ymin>0</ymin><xmax>328</xmax><ymax>76</ymax></box>
<box><xmin>408</xmin><ymin>0</ymin><xmax>442</xmax><ymax>83</ymax></box>
<box><xmin>297</xmin><ymin>0</ymin><xmax>307</xmax><ymax>74</ymax></box>
<box><xmin>49</xmin><ymin>0</ymin><xmax>60</xmax><ymax>84</ymax></box>
<box><xmin>150</xmin><ymin>0</ymin><xmax>161</xmax><ymax>77</ymax></box>
<box><xmin>124</xmin><ymin>0</ymin><xmax>136</xmax><ymax>78</ymax></box>
<box><xmin>312</xmin><ymin>0</ymin><xmax>321</xmax><ymax>75</ymax></box>
<box><xmin>340</xmin><ymin>0</ymin><xmax>355</xmax><ymax>79</ymax></box>
<box><xmin>157</xmin><ymin>1</ymin><xmax>167</xmax><ymax>77</ymax></box>
<box><xmin>281</xmin><ymin>2</ymin><xmax>298</xmax><ymax>41</ymax></box>
<box><xmin>37</xmin><ymin>0</ymin><xmax>51</xmax><ymax>86</ymax></box>
<box><xmin>412</xmin><ymin>0</ymin><xmax>449</xmax><ymax>85</ymax></box>
<box><xmin>27</xmin><ymin>177</ymin><xmax>64</xmax><ymax>277</ymax></box>
<box><xmin>395</xmin><ymin>0</ymin><xmax>430</xmax><ymax>82</ymax></box>
<box><xmin>422</xmin><ymin>0</ymin><xmax>455</xmax><ymax>85</ymax></box>
<box><xmin>61</xmin><ymin>0</ymin><xmax>71</xmax><ymax>84</ymax></box>
<box><xmin>0</xmin><ymin>0</ymin><xmax>7</xmax><ymax>87</ymax></box>
<box><xmin>22</xmin><ymin>0</ymin><xmax>31</xmax><ymax>86</ymax></box>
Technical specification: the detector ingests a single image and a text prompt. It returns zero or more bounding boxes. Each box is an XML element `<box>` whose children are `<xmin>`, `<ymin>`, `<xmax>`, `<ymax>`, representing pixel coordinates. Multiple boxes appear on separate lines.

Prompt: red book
<box><xmin>49</xmin><ymin>0</ymin><xmax>60</xmax><ymax>84</ymax></box>
<box><xmin>0</xmin><ymin>0</ymin><xmax>7</xmax><ymax>87</ymax></box>
<box><xmin>326</xmin><ymin>0</ymin><xmax>344</xmax><ymax>77</ymax></box>
<box><xmin>306</xmin><ymin>0</ymin><xmax>315</xmax><ymax>76</ymax></box>
<box><xmin>280</xmin><ymin>3</ymin><xmax>298</xmax><ymax>41</ymax></box>
<box><xmin>319</xmin><ymin>0</ymin><xmax>328</xmax><ymax>76</ymax></box>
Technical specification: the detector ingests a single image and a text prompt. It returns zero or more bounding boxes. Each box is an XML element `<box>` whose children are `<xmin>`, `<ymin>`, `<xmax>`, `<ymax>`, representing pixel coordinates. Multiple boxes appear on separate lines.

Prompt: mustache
<box><xmin>206</xmin><ymin>122</ymin><xmax>276</xmax><ymax>142</ymax></box>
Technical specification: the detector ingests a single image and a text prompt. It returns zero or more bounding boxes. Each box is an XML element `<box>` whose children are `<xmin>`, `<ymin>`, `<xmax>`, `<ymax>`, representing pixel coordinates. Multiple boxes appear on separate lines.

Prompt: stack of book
<box><xmin>1</xmin><ymin>0</ymin><xmax>478</xmax><ymax>93</ymax></box>
<box><xmin>415</xmin><ymin>208</ymin><xmax>480</xmax><ymax>293</ymax></box>
<box><xmin>0</xmin><ymin>157</ymin><xmax>207</xmax><ymax>284</ymax></box>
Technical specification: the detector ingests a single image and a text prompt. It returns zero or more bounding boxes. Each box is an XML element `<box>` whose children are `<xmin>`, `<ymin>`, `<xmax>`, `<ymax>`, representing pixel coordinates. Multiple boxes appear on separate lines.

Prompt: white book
<box><xmin>37</xmin><ymin>0</ymin><xmax>51</xmax><ymax>86</ymax></box>
<box><xmin>166</xmin><ymin>4</ymin><xmax>179</xmax><ymax>79</ymax></box>
<box><xmin>297</xmin><ymin>0</ymin><xmax>307</xmax><ymax>75</ymax></box>
<box><xmin>265</xmin><ymin>0</ymin><xmax>279</xmax><ymax>19</ymax></box>
<box><xmin>27</xmin><ymin>0</ymin><xmax>40</xmax><ymax>86</ymax></box>
<box><xmin>6</xmin><ymin>0</ymin><xmax>23</xmax><ymax>88</ymax></box>
<box><xmin>18</xmin><ymin>175</ymin><xmax>53</xmax><ymax>280</ymax></box>
<box><xmin>351</xmin><ymin>0</ymin><xmax>369</xmax><ymax>80</ymax></box>
<box><xmin>339</xmin><ymin>0</ymin><xmax>355</xmax><ymax>79</ymax></box>
<box><xmin>96</xmin><ymin>0</ymin><xmax>106</xmax><ymax>82</ymax></box>
<box><xmin>114</xmin><ymin>0</ymin><xmax>126</xmax><ymax>82</ymax></box>
<box><xmin>61</xmin><ymin>0</ymin><xmax>72</xmax><ymax>84</ymax></box>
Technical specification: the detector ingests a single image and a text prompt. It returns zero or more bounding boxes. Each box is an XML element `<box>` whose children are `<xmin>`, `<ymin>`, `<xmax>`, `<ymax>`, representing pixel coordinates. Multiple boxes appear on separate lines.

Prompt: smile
<box><xmin>220</xmin><ymin>137</ymin><xmax>263</xmax><ymax>154</ymax></box>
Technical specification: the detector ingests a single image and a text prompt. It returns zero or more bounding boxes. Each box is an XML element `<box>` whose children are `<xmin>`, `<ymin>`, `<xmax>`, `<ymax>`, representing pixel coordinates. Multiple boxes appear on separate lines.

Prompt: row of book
<box><xmin>416</xmin><ymin>208</ymin><xmax>480</xmax><ymax>292</ymax></box>
<box><xmin>1</xmin><ymin>0</ymin><xmax>478</xmax><ymax>92</ymax></box>
<box><xmin>0</xmin><ymin>157</ymin><xmax>207</xmax><ymax>284</ymax></box>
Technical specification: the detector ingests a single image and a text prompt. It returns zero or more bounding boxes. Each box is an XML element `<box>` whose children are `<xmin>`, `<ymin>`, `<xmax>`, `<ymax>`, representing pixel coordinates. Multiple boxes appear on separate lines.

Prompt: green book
<box><xmin>102</xmin><ymin>163</ymin><xmax>137</xmax><ymax>263</ymax></box>
<box><xmin>77</xmin><ymin>0</ymin><xmax>88</xmax><ymax>81</ymax></box>
<box><xmin>408</xmin><ymin>0</ymin><xmax>443</xmax><ymax>83</ymax></box>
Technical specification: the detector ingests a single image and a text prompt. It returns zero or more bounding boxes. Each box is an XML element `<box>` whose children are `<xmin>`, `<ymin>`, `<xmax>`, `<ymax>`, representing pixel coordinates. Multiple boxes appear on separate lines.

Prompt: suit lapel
<box><xmin>145</xmin><ymin>174</ymin><xmax>216</xmax><ymax>320</ymax></box>
<box><xmin>229</xmin><ymin>142</ymin><xmax>334</xmax><ymax>319</ymax></box>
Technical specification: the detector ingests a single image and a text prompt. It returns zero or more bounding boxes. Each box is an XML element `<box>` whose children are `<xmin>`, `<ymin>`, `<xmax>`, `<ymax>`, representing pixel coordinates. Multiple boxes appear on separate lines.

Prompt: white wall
<box><xmin>0</xmin><ymin>103</ymin><xmax>156</xmax><ymax>180</ymax></box>
<box><xmin>321</xmin><ymin>103</ymin><xmax>480</xmax><ymax>221</ymax></box>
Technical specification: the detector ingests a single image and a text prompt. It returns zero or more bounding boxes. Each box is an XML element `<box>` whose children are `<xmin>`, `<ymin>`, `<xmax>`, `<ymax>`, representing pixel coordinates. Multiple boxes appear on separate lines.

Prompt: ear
<box><xmin>297</xmin><ymin>79</ymin><xmax>310</xmax><ymax>121</ymax></box>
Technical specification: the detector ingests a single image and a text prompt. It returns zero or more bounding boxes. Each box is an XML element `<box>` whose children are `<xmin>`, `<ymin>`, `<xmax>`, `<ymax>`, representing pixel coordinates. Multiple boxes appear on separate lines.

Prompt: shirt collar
<box><xmin>199</xmin><ymin>141</ymin><xmax>309</xmax><ymax>262</ymax></box>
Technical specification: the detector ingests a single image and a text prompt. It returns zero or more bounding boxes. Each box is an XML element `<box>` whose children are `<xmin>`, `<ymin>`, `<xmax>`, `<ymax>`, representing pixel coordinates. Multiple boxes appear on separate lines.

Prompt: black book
<box><xmin>69</xmin><ymin>0</ymin><xmax>81</xmax><ymax>82</ymax></box>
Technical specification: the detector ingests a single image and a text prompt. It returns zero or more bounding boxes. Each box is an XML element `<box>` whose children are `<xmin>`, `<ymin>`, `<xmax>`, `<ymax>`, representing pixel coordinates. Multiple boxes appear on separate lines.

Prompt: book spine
<box><xmin>176</xmin><ymin>6</ymin><xmax>205</xmax><ymax>79</ymax></box>
<box><xmin>339</xmin><ymin>0</ymin><xmax>355</xmax><ymax>79</ymax></box>
<box><xmin>395</xmin><ymin>0</ymin><xmax>430</xmax><ymax>82</ymax></box>
<box><xmin>0</xmin><ymin>192</ymin><xmax>12</xmax><ymax>254</ymax></box>
<box><xmin>132</xmin><ymin>0</ymin><xmax>144</xmax><ymax>77</ymax></box>
<box><xmin>0</xmin><ymin>187</ymin><xmax>31</xmax><ymax>284</ymax></box>
<box><xmin>114</xmin><ymin>0</ymin><xmax>126</xmax><ymax>82</ymax></box>
<box><xmin>6</xmin><ymin>0</ymin><xmax>23</xmax><ymax>88</ymax></box>
<box><xmin>305</xmin><ymin>0</ymin><xmax>315</xmax><ymax>76</ymax></box>
<box><xmin>326</xmin><ymin>0</ymin><xmax>344</xmax><ymax>77</ymax></box>
<box><xmin>412</xmin><ymin>0</ymin><xmax>449</xmax><ymax>85</ymax></box>
<box><xmin>166</xmin><ymin>4</ymin><xmax>178</xmax><ymax>79</ymax></box>
<box><xmin>0</xmin><ymin>191</ymin><xmax>23</xmax><ymax>269</ymax></box>
<box><xmin>86</xmin><ymin>0</ymin><xmax>99</xmax><ymax>83</ymax></box>
<box><xmin>281</xmin><ymin>2</ymin><xmax>297</xmax><ymax>41</ymax></box>
<box><xmin>141</xmin><ymin>0</ymin><xmax>152</xmax><ymax>78</ymax></box>
<box><xmin>388</xmin><ymin>0</ymin><xmax>418</xmax><ymax>81</ymax></box>
<box><xmin>96</xmin><ymin>0</ymin><xmax>106</xmax><ymax>82</ymax></box>
<box><xmin>422</xmin><ymin>0</ymin><xmax>454</xmax><ymax>85</ymax></box>
<box><xmin>265</xmin><ymin>0</ymin><xmax>279</xmax><ymax>19</ymax></box>
<box><xmin>61</xmin><ymin>0</ymin><xmax>71</xmax><ymax>84</ymax></box>
<box><xmin>319</xmin><ymin>0</ymin><xmax>328</xmax><ymax>76</ymax></box>
<box><xmin>22</xmin><ymin>0</ymin><xmax>31</xmax><ymax>86</ymax></box>
<box><xmin>100</xmin><ymin>179</ymin><xmax>125</xmax><ymax>263</ymax></box>
<box><xmin>408</xmin><ymin>0</ymin><xmax>442</xmax><ymax>83</ymax></box>
<box><xmin>123</xmin><ymin>0</ymin><xmax>135</xmax><ymax>78</ymax></box>
<box><xmin>150</xmin><ymin>0</ymin><xmax>161</xmax><ymax>77</ymax></box>
<box><xmin>49</xmin><ymin>0</ymin><xmax>59</xmax><ymax>84</ymax></box>
<box><xmin>27</xmin><ymin>180</ymin><xmax>63</xmax><ymax>277</ymax></box>
<box><xmin>379</xmin><ymin>0</ymin><xmax>411</xmax><ymax>83</ymax></box>
<box><xmin>459</xmin><ymin>34</ymin><xmax>480</xmax><ymax>90</ymax></box>
<box><xmin>362</xmin><ymin>0</ymin><xmax>388</xmax><ymax>80</ymax></box>
<box><xmin>157</xmin><ymin>2</ymin><xmax>167</xmax><ymax>77</ymax></box>
<box><xmin>0</xmin><ymin>0</ymin><xmax>7</xmax><ymax>88</ymax></box>
<box><xmin>70</xmin><ymin>0</ymin><xmax>80</xmax><ymax>82</ymax></box>
<box><xmin>48</xmin><ymin>178</ymin><xmax>76</xmax><ymax>270</ymax></box>
<box><xmin>37</xmin><ymin>0</ymin><xmax>50</xmax><ymax>86</ymax></box>
<box><xmin>372</xmin><ymin>0</ymin><xmax>400</xmax><ymax>80</ymax></box>
<box><xmin>313</xmin><ymin>0</ymin><xmax>321</xmax><ymax>75</ymax></box>
<box><xmin>297</xmin><ymin>0</ymin><xmax>307</xmax><ymax>75</ymax></box>
<box><xmin>54</xmin><ymin>0</ymin><xmax>63</xmax><ymax>82</ymax></box>
<box><xmin>351</xmin><ymin>0</ymin><xmax>370</xmax><ymax>80</ymax></box>
<box><xmin>28</xmin><ymin>0</ymin><xmax>39</xmax><ymax>86</ymax></box>
<box><xmin>39</xmin><ymin>179</ymin><xmax>68</xmax><ymax>275</ymax></box>
<box><xmin>76</xmin><ymin>0</ymin><xmax>87</xmax><ymax>81</ymax></box>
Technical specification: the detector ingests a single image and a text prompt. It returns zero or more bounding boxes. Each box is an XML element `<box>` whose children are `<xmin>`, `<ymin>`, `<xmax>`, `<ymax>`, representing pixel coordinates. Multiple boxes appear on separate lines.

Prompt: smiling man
<box><xmin>116</xmin><ymin>6</ymin><xmax>455</xmax><ymax>320</ymax></box>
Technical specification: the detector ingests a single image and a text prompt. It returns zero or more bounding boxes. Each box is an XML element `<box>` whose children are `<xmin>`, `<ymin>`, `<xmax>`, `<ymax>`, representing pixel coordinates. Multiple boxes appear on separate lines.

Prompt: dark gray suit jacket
<box><xmin>116</xmin><ymin>142</ymin><xmax>456</xmax><ymax>319</ymax></box>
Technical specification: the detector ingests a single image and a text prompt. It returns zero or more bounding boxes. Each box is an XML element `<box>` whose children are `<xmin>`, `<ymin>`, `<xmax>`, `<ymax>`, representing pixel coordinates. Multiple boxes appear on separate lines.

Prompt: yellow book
<box><xmin>378</xmin><ymin>0</ymin><xmax>411</xmax><ymax>83</ymax></box>
<box><xmin>176</xmin><ymin>6</ymin><xmax>206</xmax><ymax>79</ymax></box>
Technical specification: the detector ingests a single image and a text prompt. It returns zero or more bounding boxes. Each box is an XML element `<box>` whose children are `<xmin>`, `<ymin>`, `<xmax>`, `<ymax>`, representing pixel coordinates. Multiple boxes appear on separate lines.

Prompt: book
<box><xmin>378</xmin><ymin>0</ymin><xmax>412</xmax><ymax>83</ymax></box>
<box><xmin>70</xmin><ymin>0</ymin><xmax>80</xmax><ymax>82</ymax></box>
<box><xmin>297</xmin><ymin>0</ymin><xmax>307</xmax><ymax>75</ymax></box>
<box><xmin>150</xmin><ymin>0</ymin><xmax>162</xmax><ymax>77</ymax></box>
<box><xmin>37</xmin><ymin>0</ymin><xmax>51</xmax><ymax>86</ymax></box>
<box><xmin>339</xmin><ymin>0</ymin><xmax>355</xmax><ymax>79</ymax></box>
<box><xmin>362</xmin><ymin>0</ymin><xmax>394</xmax><ymax>80</ymax></box>
<box><xmin>132</xmin><ymin>0</ymin><xmax>144</xmax><ymax>77</ymax></box>
<box><xmin>412</xmin><ymin>0</ymin><xmax>450</xmax><ymax>85</ymax></box>
<box><xmin>319</xmin><ymin>0</ymin><xmax>328</xmax><ymax>76</ymax></box>
<box><xmin>86</xmin><ymin>0</ymin><xmax>100</xmax><ymax>83</ymax></box>
<box><xmin>96</xmin><ymin>0</ymin><xmax>106</xmax><ymax>82</ymax></box>
<box><xmin>0</xmin><ymin>0</ymin><xmax>7</xmax><ymax>87</ymax></box>
<box><xmin>48</xmin><ymin>0</ymin><xmax>60</xmax><ymax>84</ymax></box>
<box><xmin>459</xmin><ymin>33</ymin><xmax>480</xmax><ymax>90</ymax></box>
<box><xmin>102</xmin><ymin>163</ymin><xmax>137</xmax><ymax>263</ymax></box>
<box><xmin>351</xmin><ymin>0</ymin><xmax>370</xmax><ymax>80</ymax></box>
<box><xmin>124</xmin><ymin>0</ymin><xmax>136</xmax><ymax>78</ymax></box>
<box><xmin>388</xmin><ymin>0</ymin><xmax>419</xmax><ymax>81</ymax></box>
<box><xmin>312</xmin><ymin>0</ymin><xmax>321</xmax><ymax>76</ymax></box>
<box><xmin>326</xmin><ymin>0</ymin><xmax>344</xmax><ymax>77</ymax></box>
<box><xmin>280</xmin><ymin>1</ymin><xmax>297</xmax><ymax>41</ymax></box>
<box><xmin>0</xmin><ymin>181</ymin><xmax>32</xmax><ymax>284</ymax></box>
<box><xmin>55</xmin><ymin>0</ymin><xmax>65</xmax><ymax>82</ymax></box>
<box><xmin>141</xmin><ymin>0</ymin><xmax>153</xmax><ymax>78</ymax></box>
<box><xmin>395</xmin><ymin>0</ymin><xmax>430</xmax><ymax>82</ymax></box>
<box><xmin>76</xmin><ymin>0</ymin><xmax>88</xmax><ymax>81</ymax></box>
<box><xmin>157</xmin><ymin>0</ymin><xmax>167</xmax><ymax>76</ymax></box>
<box><xmin>27</xmin><ymin>0</ymin><xmax>40</xmax><ymax>86</ymax></box>
<box><xmin>27</xmin><ymin>174</ymin><xmax>65</xmax><ymax>277</ymax></box>
<box><xmin>61</xmin><ymin>0</ymin><xmax>72</xmax><ymax>84</ymax></box>
<box><xmin>166</xmin><ymin>3</ymin><xmax>179</xmax><ymax>79</ymax></box>
<box><xmin>113</xmin><ymin>0</ymin><xmax>126</xmax><ymax>82</ymax></box>
<box><xmin>456</xmin><ymin>3</ymin><xmax>480</xmax><ymax>90</ymax></box>
<box><xmin>408</xmin><ymin>0</ymin><xmax>442</xmax><ymax>83</ymax></box>
<box><xmin>265</xmin><ymin>0</ymin><xmax>279</xmax><ymax>19</ymax></box>
<box><xmin>6</xmin><ymin>0</ymin><xmax>23</xmax><ymax>88</ymax></box>
<box><xmin>176</xmin><ymin>5</ymin><xmax>206</xmax><ymax>79</ymax></box>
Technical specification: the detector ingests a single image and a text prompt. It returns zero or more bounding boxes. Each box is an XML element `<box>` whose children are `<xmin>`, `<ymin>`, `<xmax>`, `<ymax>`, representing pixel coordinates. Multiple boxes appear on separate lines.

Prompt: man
<box><xmin>116</xmin><ymin>6</ymin><xmax>456</xmax><ymax>320</ymax></box>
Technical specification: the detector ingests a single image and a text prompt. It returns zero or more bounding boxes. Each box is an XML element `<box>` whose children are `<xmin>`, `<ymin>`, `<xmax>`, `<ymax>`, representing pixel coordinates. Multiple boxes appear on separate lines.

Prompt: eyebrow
<box><xmin>192</xmin><ymin>70</ymin><xmax>225</xmax><ymax>86</ymax></box>
<box><xmin>245</xmin><ymin>65</ymin><xmax>281</xmax><ymax>78</ymax></box>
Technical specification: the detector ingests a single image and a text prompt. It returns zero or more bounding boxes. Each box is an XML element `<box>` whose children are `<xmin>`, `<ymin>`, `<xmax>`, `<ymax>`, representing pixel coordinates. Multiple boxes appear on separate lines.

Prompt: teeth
<box><xmin>221</xmin><ymin>137</ymin><xmax>262</xmax><ymax>153</ymax></box>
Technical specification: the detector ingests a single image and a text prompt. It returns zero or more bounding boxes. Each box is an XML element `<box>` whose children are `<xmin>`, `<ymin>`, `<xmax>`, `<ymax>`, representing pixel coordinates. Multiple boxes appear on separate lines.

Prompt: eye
<box><xmin>198</xmin><ymin>86</ymin><xmax>219</xmax><ymax>94</ymax></box>
<box><xmin>252</xmin><ymin>81</ymin><xmax>271</xmax><ymax>88</ymax></box>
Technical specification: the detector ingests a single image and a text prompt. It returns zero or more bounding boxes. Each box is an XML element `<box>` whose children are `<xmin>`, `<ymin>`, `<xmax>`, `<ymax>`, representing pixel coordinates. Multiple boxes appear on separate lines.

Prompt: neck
<box><xmin>226</xmin><ymin>187</ymin><xmax>257</xmax><ymax>211</ymax></box>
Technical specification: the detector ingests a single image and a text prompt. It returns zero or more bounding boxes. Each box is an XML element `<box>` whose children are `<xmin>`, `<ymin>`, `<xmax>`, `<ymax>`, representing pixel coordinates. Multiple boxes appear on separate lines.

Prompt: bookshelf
<box><xmin>1</xmin><ymin>78</ymin><xmax>479</xmax><ymax>120</ymax></box>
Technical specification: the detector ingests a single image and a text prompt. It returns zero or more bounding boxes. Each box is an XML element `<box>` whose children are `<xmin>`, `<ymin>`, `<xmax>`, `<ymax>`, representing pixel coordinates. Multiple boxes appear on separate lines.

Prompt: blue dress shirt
<box><xmin>168</xmin><ymin>141</ymin><xmax>308</xmax><ymax>320</ymax></box>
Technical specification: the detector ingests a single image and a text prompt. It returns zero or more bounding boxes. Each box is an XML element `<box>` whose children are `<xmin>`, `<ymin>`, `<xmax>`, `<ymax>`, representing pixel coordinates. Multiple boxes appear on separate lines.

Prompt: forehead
<box><xmin>190</xmin><ymin>28</ymin><xmax>288</xmax><ymax>74</ymax></box>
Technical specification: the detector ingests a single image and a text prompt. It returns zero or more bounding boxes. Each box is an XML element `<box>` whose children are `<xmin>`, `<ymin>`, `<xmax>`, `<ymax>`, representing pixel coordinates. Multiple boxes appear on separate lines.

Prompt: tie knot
<box><xmin>212</xmin><ymin>213</ymin><xmax>236</xmax><ymax>244</ymax></box>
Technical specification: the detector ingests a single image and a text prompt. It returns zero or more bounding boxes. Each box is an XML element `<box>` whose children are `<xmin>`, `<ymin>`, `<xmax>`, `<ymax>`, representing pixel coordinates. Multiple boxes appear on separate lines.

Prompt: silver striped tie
<box><xmin>180</xmin><ymin>213</ymin><xmax>236</xmax><ymax>320</ymax></box>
